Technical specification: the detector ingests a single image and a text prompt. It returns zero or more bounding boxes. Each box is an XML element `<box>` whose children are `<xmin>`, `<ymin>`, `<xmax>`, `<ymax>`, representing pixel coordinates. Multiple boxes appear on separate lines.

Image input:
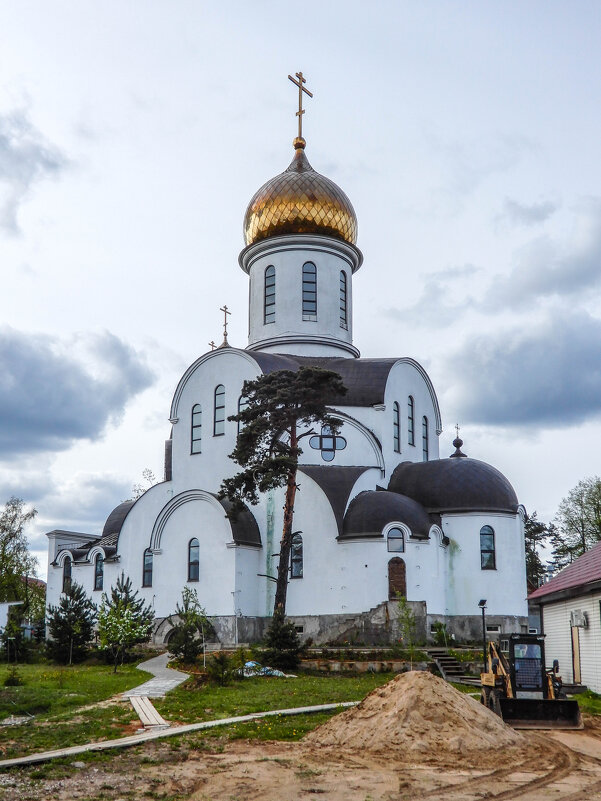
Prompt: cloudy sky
<box><xmin>1</xmin><ymin>2</ymin><xmax>600</xmax><ymax>576</ymax></box>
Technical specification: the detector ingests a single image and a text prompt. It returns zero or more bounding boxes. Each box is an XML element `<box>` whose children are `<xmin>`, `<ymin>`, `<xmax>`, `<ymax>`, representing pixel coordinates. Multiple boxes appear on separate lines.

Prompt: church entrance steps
<box><xmin>129</xmin><ymin>695</ymin><xmax>169</xmax><ymax>729</ymax></box>
<box><xmin>426</xmin><ymin>648</ymin><xmax>475</xmax><ymax>684</ymax></box>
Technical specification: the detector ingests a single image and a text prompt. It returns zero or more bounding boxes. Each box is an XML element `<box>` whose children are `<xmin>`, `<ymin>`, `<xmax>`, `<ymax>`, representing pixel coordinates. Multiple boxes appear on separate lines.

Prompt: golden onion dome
<box><xmin>243</xmin><ymin>137</ymin><xmax>358</xmax><ymax>246</ymax></box>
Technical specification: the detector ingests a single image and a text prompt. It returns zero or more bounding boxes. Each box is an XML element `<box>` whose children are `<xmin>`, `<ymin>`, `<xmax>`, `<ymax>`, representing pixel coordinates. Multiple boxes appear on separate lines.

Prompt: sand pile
<box><xmin>306</xmin><ymin>670</ymin><xmax>523</xmax><ymax>755</ymax></box>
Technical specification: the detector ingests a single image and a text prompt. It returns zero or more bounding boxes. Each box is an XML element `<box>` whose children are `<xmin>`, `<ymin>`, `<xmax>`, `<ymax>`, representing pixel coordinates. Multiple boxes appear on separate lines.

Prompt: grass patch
<box><xmin>0</xmin><ymin>663</ymin><xmax>150</xmax><ymax>718</ymax></box>
<box><xmin>572</xmin><ymin>689</ymin><xmax>601</xmax><ymax>716</ymax></box>
<box><xmin>154</xmin><ymin>672</ymin><xmax>390</xmax><ymax>725</ymax></box>
<box><xmin>0</xmin><ymin>663</ymin><xmax>150</xmax><ymax>760</ymax></box>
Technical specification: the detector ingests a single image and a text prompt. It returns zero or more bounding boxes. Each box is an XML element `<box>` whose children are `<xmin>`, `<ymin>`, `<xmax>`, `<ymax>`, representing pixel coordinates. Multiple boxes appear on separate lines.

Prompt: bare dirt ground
<box><xmin>4</xmin><ymin>673</ymin><xmax>601</xmax><ymax>801</ymax></box>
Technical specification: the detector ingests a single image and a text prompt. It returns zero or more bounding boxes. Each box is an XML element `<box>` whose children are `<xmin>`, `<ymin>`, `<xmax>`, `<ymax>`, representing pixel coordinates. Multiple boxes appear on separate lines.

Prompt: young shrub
<box><xmin>432</xmin><ymin>621</ymin><xmax>448</xmax><ymax>647</ymax></box>
<box><xmin>206</xmin><ymin>652</ymin><xmax>233</xmax><ymax>686</ymax></box>
<box><xmin>3</xmin><ymin>665</ymin><xmax>24</xmax><ymax>686</ymax></box>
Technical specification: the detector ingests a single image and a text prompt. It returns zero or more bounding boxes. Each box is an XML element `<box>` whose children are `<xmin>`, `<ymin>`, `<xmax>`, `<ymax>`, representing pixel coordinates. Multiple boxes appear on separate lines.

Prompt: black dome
<box><xmin>102</xmin><ymin>501</ymin><xmax>135</xmax><ymax>539</ymax></box>
<box><xmin>342</xmin><ymin>490</ymin><xmax>431</xmax><ymax>540</ymax></box>
<box><xmin>388</xmin><ymin>458</ymin><xmax>518</xmax><ymax>514</ymax></box>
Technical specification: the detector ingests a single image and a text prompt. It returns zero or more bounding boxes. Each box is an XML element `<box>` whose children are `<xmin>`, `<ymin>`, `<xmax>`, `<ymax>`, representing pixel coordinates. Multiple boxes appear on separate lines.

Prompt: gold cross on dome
<box><xmin>288</xmin><ymin>71</ymin><xmax>313</xmax><ymax>139</ymax></box>
<box><xmin>220</xmin><ymin>304</ymin><xmax>231</xmax><ymax>346</ymax></box>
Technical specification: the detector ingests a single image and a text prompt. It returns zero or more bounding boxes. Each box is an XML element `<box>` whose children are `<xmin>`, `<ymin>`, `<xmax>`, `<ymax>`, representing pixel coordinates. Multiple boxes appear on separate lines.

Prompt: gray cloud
<box><xmin>0</xmin><ymin>109</ymin><xmax>67</xmax><ymax>233</ymax></box>
<box><xmin>485</xmin><ymin>198</ymin><xmax>601</xmax><ymax>309</ymax></box>
<box><xmin>384</xmin><ymin>264</ymin><xmax>480</xmax><ymax>327</ymax></box>
<box><xmin>500</xmin><ymin>198</ymin><xmax>557</xmax><ymax>226</ymax></box>
<box><xmin>445</xmin><ymin>311</ymin><xmax>601</xmax><ymax>429</ymax></box>
<box><xmin>0</xmin><ymin>328</ymin><xmax>154</xmax><ymax>458</ymax></box>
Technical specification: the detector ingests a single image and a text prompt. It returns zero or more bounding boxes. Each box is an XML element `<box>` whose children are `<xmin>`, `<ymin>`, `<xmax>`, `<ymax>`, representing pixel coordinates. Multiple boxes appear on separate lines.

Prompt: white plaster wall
<box><xmin>170</xmin><ymin>349</ymin><xmax>263</xmax><ymax>494</ymax></box>
<box><xmin>244</xmin><ymin>235</ymin><xmax>359</xmax><ymax>356</ymax></box>
<box><xmin>283</xmin><ymin>473</ymin><xmax>449</xmax><ymax>616</ymax></box>
<box><xmin>442</xmin><ymin>512</ymin><xmax>527</xmax><ymax>618</ymax></box>
<box><xmin>542</xmin><ymin>595</ymin><xmax>601</xmax><ymax>691</ymax></box>
<box><xmin>382</xmin><ymin>361</ymin><xmax>441</xmax><ymax>481</ymax></box>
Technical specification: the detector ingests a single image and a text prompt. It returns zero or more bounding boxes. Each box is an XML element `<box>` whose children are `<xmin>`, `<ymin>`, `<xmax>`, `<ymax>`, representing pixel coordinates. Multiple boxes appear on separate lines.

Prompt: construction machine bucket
<box><xmin>499</xmin><ymin>698</ymin><xmax>583</xmax><ymax>730</ymax></box>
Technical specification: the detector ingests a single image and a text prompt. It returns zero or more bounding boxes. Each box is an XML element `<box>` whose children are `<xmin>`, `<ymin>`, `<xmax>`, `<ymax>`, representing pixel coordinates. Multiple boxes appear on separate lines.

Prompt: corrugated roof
<box><xmin>529</xmin><ymin>540</ymin><xmax>601</xmax><ymax>601</ymax></box>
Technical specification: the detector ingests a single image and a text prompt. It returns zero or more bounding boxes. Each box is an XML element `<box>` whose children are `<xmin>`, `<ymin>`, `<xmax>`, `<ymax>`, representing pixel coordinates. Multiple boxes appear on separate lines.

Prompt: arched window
<box><xmin>291</xmin><ymin>533</ymin><xmax>303</xmax><ymax>578</ymax></box>
<box><xmin>188</xmin><ymin>538</ymin><xmax>200</xmax><ymax>582</ymax></box>
<box><xmin>422</xmin><ymin>416</ymin><xmax>429</xmax><ymax>462</ymax></box>
<box><xmin>62</xmin><ymin>555</ymin><xmax>72</xmax><ymax>594</ymax></box>
<box><xmin>191</xmin><ymin>404</ymin><xmax>202</xmax><ymax>454</ymax></box>
<box><xmin>94</xmin><ymin>554</ymin><xmax>104</xmax><ymax>591</ymax></box>
<box><xmin>264</xmin><ymin>265</ymin><xmax>276</xmax><ymax>324</ymax></box>
<box><xmin>480</xmin><ymin>525</ymin><xmax>496</xmax><ymax>570</ymax></box>
<box><xmin>302</xmin><ymin>261</ymin><xmax>317</xmax><ymax>319</ymax></box>
<box><xmin>213</xmin><ymin>384</ymin><xmax>225</xmax><ymax>436</ymax></box>
<box><xmin>143</xmin><ymin>548</ymin><xmax>153</xmax><ymax>587</ymax></box>
<box><xmin>339</xmin><ymin>270</ymin><xmax>348</xmax><ymax>327</ymax></box>
<box><xmin>408</xmin><ymin>396</ymin><xmax>415</xmax><ymax>446</ymax></box>
<box><xmin>387</xmin><ymin>527</ymin><xmax>405</xmax><ymax>552</ymax></box>
<box><xmin>237</xmin><ymin>395</ymin><xmax>249</xmax><ymax>434</ymax></box>
<box><xmin>393</xmin><ymin>402</ymin><xmax>401</xmax><ymax>453</ymax></box>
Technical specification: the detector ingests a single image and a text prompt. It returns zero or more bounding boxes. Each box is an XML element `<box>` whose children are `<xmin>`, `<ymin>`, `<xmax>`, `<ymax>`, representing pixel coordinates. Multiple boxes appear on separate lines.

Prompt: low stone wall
<box><xmin>301</xmin><ymin>659</ymin><xmax>431</xmax><ymax>674</ymax></box>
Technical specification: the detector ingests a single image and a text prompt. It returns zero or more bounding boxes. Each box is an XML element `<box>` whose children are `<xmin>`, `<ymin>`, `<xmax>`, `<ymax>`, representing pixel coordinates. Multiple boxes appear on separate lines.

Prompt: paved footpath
<box><xmin>122</xmin><ymin>652</ymin><xmax>188</xmax><ymax>698</ymax></box>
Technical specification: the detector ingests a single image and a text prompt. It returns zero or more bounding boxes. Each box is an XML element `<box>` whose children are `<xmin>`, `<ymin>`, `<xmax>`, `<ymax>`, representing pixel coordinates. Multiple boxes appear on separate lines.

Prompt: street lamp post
<box><xmin>478</xmin><ymin>599</ymin><xmax>487</xmax><ymax>674</ymax></box>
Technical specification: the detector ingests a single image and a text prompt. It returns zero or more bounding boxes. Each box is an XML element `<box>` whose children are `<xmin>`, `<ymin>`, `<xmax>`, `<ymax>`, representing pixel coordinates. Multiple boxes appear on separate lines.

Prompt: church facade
<box><xmin>46</xmin><ymin>115</ymin><xmax>528</xmax><ymax>645</ymax></box>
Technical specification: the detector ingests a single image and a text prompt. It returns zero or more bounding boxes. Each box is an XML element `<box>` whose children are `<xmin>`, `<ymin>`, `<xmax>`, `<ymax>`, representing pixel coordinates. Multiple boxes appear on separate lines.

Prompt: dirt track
<box><xmin>3</xmin><ymin>721</ymin><xmax>601</xmax><ymax>800</ymax></box>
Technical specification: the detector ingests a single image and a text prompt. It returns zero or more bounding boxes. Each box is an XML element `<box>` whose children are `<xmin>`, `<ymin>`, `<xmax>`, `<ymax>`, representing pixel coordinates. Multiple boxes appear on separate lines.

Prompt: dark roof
<box><xmin>529</xmin><ymin>541</ymin><xmax>601</xmax><ymax>602</ymax></box>
<box><xmin>102</xmin><ymin>501</ymin><xmax>135</xmax><ymax>539</ymax></box>
<box><xmin>249</xmin><ymin>353</ymin><xmax>399</xmax><ymax>406</ymax></box>
<box><xmin>217</xmin><ymin>496</ymin><xmax>262</xmax><ymax>547</ymax></box>
<box><xmin>388</xmin><ymin>458</ymin><xmax>518</xmax><ymax>514</ymax></box>
<box><xmin>342</xmin><ymin>490</ymin><xmax>431</xmax><ymax>540</ymax></box>
<box><xmin>298</xmin><ymin>466</ymin><xmax>372</xmax><ymax>536</ymax></box>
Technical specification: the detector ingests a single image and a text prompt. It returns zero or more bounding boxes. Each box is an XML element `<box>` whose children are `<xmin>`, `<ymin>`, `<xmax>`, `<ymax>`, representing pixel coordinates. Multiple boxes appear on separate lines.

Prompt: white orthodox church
<box><xmin>46</xmin><ymin>88</ymin><xmax>528</xmax><ymax>645</ymax></box>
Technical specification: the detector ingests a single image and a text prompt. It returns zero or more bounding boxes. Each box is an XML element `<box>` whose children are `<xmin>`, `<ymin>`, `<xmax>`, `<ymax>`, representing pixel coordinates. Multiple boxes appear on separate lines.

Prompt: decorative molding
<box><xmin>239</xmin><ymin>233</ymin><xmax>363</xmax><ymax>275</ymax></box>
<box><xmin>149</xmin><ymin>489</ymin><xmax>229</xmax><ymax>551</ymax></box>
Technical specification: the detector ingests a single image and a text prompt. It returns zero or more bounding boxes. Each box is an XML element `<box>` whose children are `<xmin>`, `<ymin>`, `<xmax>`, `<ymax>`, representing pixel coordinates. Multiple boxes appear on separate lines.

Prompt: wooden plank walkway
<box><xmin>0</xmin><ymin>701</ymin><xmax>358</xmax><ymax>769</ymax></box>
<box><xmin>129</xmin><ymin>695</ymin><xmax>168</xmax><ymax>728</ymax></box>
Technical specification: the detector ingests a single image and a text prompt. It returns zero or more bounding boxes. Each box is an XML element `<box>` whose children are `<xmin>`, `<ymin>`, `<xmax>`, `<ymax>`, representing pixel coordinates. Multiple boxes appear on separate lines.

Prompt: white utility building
<box><xmin>46</xmin><ymin>123</ymin><xmax>528</xmax><ymax>645</ymax></box>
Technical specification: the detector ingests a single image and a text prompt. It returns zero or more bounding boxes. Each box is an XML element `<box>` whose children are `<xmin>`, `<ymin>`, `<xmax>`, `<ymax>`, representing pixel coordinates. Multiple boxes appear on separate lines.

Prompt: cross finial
<box><xmin>208</xmin><ymin>340</ymin><xmax>216</xmax><ymax>351</ymax></box>
<box><xmin>455</xmin><ymin>423</ymin><xmax>460</xmax><ymax>439</ymax></box>
<box><xmin>288</xmin><ymin>71</ymin><xmax>313</xmax><ymax>142</ymax></box>
<box><xmin>219</xmin><ymin>304</ymin><xmax>231</xmax><ymax>348</ymax></box>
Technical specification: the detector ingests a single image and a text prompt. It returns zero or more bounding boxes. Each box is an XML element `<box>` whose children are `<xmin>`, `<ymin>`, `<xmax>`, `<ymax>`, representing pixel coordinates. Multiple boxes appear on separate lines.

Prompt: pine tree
<box><xmin>219</xmin><ymin>366</ymin><xmax>346</xmax><ymax>620</ymax></box>
<box><xmin>46</xmin><ymin>581</ymin><xmax>97</xmax><ymax>665</ymax></box>
<box><xmin>97</xmin><ymin>573</ymin><xmax>154</xmax><ymax>672</ymax></box>
<box><xmin>524</xmin><ymin>511</ymin><xmax>555</xmax><ymax>590</ymax></box>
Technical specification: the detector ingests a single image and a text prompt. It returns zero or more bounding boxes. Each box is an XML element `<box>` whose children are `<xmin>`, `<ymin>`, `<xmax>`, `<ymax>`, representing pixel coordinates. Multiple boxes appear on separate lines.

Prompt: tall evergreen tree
<box><xmin>524</xmin><ymin>511</ymin><xmax>555</xmax><ymax>590</ymax></box>
<box><xmin>46</xmin><ymin>581</ymin><xmax>97</xmax><ymax>664</ymax></box>
<box><xmin>219</xmin><ymin>366</ymin><xmax>346</xmax><ymax>619</ymax></box>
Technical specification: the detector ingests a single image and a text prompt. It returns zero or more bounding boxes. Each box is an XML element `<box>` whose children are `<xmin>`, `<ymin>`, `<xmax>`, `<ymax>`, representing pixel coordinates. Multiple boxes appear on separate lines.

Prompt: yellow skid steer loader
<box><xmin>480</xmin><ymin>633</ymin><xmax>582</xmax><ymax>730</ymax></box>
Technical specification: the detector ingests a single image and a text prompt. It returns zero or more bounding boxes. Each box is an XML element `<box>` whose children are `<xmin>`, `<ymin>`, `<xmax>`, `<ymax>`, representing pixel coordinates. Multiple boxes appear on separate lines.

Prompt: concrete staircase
<box><xmin>427</xmin><ymin>648</ymin><xmax>478</xmax><ymax>685</ymax></box>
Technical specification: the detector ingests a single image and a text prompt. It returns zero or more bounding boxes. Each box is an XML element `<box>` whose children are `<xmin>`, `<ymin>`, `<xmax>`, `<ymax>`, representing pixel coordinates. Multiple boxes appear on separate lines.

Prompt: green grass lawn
<box><xmin>0</xmin><ymin>663</ymin><xmax>151</xmax><ymax>760</ymax></box>
<box><xmin>0</xmin><ymin>666</ymin><xmax>391</xmax><ymax>760</ymax></box>
<box><xmin>154</xmin><ymin>672</ymin><xmax>391</xmax><ymax>725</ymax></box>
<box><xmin>0</xmin><ymin>663</ymin><xmax>151</xmax><ymax>718</ymax></box>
